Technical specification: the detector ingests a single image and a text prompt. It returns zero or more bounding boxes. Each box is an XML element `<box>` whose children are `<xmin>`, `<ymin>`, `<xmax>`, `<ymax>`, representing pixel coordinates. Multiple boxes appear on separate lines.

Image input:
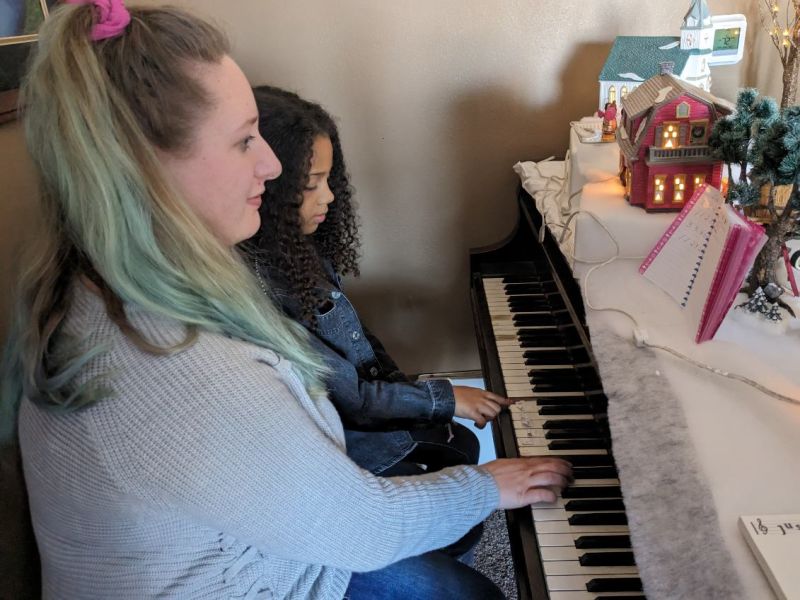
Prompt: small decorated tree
<box><xmin>759</xmin><ymin>0</ymin><xmax>800</xmax><ymax>108</ymax></box>
<box><xmin>709</xmin><ymin>90</ymin><xmax>800</xmax><ymax>301</ymax></box>
<box><xmin>748</xmin><ymin>105</ymin><xmax>800</xmax><ymax>290</ymax></box>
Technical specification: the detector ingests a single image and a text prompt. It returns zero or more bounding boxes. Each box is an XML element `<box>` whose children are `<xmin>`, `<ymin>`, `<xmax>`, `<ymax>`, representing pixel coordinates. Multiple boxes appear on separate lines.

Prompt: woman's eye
<box><xmin>240</xmin><ymin>135</ymin><xmax>255</xmax><ymax>151</ymax></box>
<box><xmin>304</xmin><ymin>185</ymin><xmax>318</xmax><ymax>191</ymax></box>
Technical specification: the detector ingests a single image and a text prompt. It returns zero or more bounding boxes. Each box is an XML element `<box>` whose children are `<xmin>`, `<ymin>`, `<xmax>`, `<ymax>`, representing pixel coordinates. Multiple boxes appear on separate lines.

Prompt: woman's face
<box><xmin>299</xmin><ymin>135</ymin><xmax>334</xmax><ymax>235</ymax></box>
<box><xmin>159</xmin><ymin>56</ymin><xmax>281</xmax><ymax>247</ymax></box>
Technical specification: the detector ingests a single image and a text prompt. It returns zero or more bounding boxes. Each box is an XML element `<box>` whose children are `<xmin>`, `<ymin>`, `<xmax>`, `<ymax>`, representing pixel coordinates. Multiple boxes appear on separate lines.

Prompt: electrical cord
<box><xmin>529</xmin><ymin>166</ymin><xmax>800</xmax><ymax>407</ymax></box>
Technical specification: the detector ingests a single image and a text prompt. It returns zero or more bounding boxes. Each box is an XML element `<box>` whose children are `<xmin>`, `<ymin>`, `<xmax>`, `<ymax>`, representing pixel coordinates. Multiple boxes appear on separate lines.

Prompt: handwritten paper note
<box><xmin>739</xmin><ymin>514</ymin><xmax>800</xmax><ymax>600</ymax></box>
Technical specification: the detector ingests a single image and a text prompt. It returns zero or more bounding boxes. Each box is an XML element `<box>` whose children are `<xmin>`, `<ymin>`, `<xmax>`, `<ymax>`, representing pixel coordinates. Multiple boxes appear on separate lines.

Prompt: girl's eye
<box><xmin>240</xmin><ymin>135</ymin><xmax>255</xmax><ymax>151</ymax></box>
<box><xmin>304</xmin><ymin>185</ymin><xmax>318</xmax><ymax>191</ymax></box>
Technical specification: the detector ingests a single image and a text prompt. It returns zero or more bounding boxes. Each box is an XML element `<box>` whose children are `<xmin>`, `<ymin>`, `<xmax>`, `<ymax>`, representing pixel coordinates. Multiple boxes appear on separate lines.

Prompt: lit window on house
<box><xmin>608</xmin><ymin>85</ymin><xmax>616</xmax><ymax>104</ymax></box>
<box><xmin>621</xmin><ymin>85</ymin><xmax>629</xmax><ymax>99</ymax></box>
<box><xmin>676</xmin><ymin>102</ymin><xmax>690</xmax><ymax>118</ymax></box>
<box><xmin>654</xmin><ymin>175</ymin><xmax>666</xmax><ymax>204</ymax></box>
<box><xmin>661</xmin><ymin>122</ymin><xmax>680</xmax><ymax>148</ymax></box>
<box><xmin>693</xmin><ymin>174</ymin><xmax>706</xmax><ymax>187</ymax></box>
<box><xmin>674</xmin><ymin>175</ymin><xmax>686</xmax><ymax>203</ymax></box>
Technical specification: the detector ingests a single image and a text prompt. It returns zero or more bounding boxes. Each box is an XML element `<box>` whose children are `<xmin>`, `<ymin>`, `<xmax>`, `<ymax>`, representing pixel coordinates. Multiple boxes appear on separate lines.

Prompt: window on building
<box><xmin>621</xmin><ymin>85</ymin><xmax>629</xmax><ymax>100</ymax></box>
<box><xmin>676</xmin><ymin>102</ymin><xmax>690</xmax><ymax>118</ymax></box>
<box><xmin>673</xmin><ymin>175</ymin><xmax>687</xmax><ymax>203</ymax></box>
<box><xmin>693</xmin><ymin>174</ymin><xmax>706</xmax><ymax>187</ymax></box>
<box><xmin>608</xmin><ymin>85</ymin><xmax>616</xmax><ymax>104</ymax></box>
<box><xmin>654</xmin><ymin>175</ymin><xmax>667</xmax><ymax>204</ymax></box>
<box><xmin>689</xmin><ymin>120</ymin><xmax>709</xmax><ymax>145</ymax></box>
<box><xmin>661</xmin><ymin>121</ymin><xmax>680</xmax><ymax>149</ymax></box>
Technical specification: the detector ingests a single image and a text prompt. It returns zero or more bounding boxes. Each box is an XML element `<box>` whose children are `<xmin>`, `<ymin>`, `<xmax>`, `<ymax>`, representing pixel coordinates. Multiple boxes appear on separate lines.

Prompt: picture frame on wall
<box><xmin>0</xmin><ymin>0</ymin><xmax>57</xmax><ymax>123</ymax></box>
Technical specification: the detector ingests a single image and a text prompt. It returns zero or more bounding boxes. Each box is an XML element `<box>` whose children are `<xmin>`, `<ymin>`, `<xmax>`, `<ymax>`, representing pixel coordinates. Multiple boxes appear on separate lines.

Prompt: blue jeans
<box><xmin>343</xmin><ymin>550</ymin><xmax>506</xmax><ymax>600</ymax></box>
<box><xmin>0</xmin><ymin>0</ymin><xmax>26</xmax><ymax>37</ymax></box>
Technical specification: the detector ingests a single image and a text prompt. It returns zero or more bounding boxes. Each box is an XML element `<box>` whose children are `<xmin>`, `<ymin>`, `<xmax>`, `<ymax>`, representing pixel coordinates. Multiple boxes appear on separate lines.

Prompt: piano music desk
<box><xmin>563</xmin><ymin>136</ymin><xmax>800</xmax><ymax>599</ymax></box>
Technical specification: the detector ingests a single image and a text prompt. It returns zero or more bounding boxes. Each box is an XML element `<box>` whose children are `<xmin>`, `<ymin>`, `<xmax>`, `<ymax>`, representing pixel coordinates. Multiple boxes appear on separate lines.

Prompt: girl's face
<box><xmin>160</xmin><ymin>56</ymin><xmax>282</xmax><ymax>247</ymax></box>
<box><xmin>299</xmin><ymin>135</ymin><xmax>334</xmax><ymax>235</ymax></box>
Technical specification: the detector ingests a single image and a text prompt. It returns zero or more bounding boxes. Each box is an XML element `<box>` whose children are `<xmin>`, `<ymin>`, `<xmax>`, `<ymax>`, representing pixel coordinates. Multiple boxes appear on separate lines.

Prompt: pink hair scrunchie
<box><xmin>65</xmin><ymin>0</ymin><xmax>131</xmax><ymax>41</ymax></box>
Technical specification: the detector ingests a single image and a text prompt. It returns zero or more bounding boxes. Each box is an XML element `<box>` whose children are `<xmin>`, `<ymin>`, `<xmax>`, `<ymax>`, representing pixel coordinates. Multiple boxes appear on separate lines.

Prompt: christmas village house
<box><xmin>598</xmin><ymin>0</ymin><xmax>746</xmax><ymax>112</ymax></box>
<box><xmin>616</xmin><ymin>73</ymin><xmax>733</xmax><ymax>212</ymax></box>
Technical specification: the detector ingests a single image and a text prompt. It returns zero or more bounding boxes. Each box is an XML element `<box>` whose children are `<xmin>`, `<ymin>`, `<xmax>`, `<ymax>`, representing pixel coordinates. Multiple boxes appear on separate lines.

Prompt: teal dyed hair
<box><xmin>0</xmin><ymin>4</ymin><xmax>326</xmax><ymax>443</ymax></box>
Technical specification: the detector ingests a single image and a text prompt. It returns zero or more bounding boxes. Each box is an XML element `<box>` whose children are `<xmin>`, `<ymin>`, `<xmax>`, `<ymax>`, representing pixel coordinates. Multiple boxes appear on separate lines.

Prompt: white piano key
<box><xmin>519</xmin><ymin>447</ymin><xmax>608</xmax><ymax>457</ymax></box>
<box><xmin>530</xmin><ymin>497</ymin><xmax>617</xmax><ymax>511</ymax></box>
<box><xmin>533</xmin><ymin>507</ymin><xmax>624</xmax><ymax>522</ymax></box>
<box><xmin>534</xmin><ymin>520</ymin><xmax>629</xmax><ymax>535</ymax></box>
<box><xmin>537</xmin><ymin>532</ymin><xmax>628</xmax><ymax>547</ymax></box>
<box><xmin>543</xmin><ymin>561</ymin><xmax>639</xmax><ymax>576</ymax></box>
<box><xmin>549</xmin><ymin>592</ymin><xmax>644</xmax><ymax>600</ymax></box>
<box><xmin>513</xmin><ymin>428</ymin><xmax>547</xmax><ymax>439</ymax></box>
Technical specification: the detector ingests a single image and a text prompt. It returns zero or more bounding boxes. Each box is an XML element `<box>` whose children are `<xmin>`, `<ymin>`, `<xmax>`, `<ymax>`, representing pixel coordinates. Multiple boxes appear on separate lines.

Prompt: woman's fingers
<box><xmin>484</xmin><ymin>457</ymin><xmax>573</xmax><ymax>509</ymax></box>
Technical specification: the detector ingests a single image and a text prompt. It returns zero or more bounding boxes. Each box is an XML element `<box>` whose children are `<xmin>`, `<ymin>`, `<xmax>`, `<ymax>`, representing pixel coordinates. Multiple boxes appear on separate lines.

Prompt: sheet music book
<box><xmin>739</xmin><ymin>514</ymin><xmax>800</xmax><ymax>600</ymax></box>
<box><xmin>639</xmin><ymin>185</ymin><xmax>767</xmax><ymax>342</ymax></box>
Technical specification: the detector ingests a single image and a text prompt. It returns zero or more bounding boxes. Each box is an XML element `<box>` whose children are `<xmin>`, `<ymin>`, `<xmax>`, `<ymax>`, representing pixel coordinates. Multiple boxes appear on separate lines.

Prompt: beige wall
<box><xmin>1</xmin><ymin>0</ymin><xmax>781</xmax><ymax>374</ymax></box>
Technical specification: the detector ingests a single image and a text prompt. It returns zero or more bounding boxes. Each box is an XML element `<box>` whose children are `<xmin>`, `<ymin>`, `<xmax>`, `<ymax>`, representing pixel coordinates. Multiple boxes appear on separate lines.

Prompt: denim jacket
<box><xmin>258</xmin><ymin>261</ymin><xmax>456</xmax><ymax>473</ymax></box>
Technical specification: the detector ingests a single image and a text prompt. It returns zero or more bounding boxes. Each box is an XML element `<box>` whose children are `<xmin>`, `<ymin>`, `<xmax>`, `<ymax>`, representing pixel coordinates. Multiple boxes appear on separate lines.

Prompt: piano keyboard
<box><xmin>482</xmin><ymin>274</ymin><xmax>645</xmax><ymax>600</ymax></box>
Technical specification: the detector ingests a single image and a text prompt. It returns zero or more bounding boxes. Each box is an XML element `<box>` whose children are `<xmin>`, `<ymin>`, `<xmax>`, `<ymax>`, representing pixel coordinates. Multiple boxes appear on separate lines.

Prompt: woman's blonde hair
<box><xmin>0</xmin><ymin>4</ymin><xmax>326</xmax><ymax>441</ymax></box>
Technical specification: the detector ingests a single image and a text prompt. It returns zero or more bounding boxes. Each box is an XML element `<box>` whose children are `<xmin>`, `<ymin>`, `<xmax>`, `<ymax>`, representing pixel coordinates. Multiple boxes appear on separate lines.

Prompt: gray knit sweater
<box><xmin>18</xmin><ymin>289</ymin><xmax>499</xmax><ymax>599</ymax></box>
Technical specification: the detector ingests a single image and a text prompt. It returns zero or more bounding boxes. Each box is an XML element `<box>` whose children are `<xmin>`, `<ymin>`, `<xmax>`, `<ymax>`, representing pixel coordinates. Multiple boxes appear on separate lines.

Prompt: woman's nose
<box><xmin>256</xmin><ymin>138</ymin><xmax>282</xmax><ymax>182</ymax></box>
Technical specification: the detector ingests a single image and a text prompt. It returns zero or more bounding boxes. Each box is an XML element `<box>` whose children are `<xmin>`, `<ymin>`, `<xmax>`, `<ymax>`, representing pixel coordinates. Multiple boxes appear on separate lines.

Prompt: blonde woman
<box><xmin>0</xmin><ymin>2</ymin><xmax>571</xmax><ymax>598</ymax></box>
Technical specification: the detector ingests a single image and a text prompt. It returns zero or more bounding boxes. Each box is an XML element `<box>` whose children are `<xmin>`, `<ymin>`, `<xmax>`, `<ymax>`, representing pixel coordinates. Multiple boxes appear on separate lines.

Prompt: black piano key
<box><xmin>536</xmin><ymin>397</ymin><xmax>606</xmax><ymax>410</ymax></box>
<box><xmin>526</xmin><ymin>349</ymin><xmax>591</xmax><ymax>365</ymax></box>
<box><xmin>530</xmin><ymin>368</ymin><xmax>601</xmax><ymax>384</ymax></box>
<box><xmin>519</xmin><ymin>335</ymin><xmax>582</xmax><ymax>348</ymax></box>
<box><xmin>561</xmin><ymin>486</ymin><xmax>622</xmax><ymax>499</ymax></box>
<box><xmin>572</xmin><ymin>466</ymin><xmax>618</xmax><ymax>479</ymax></box>
<box><xmin>548</xmin><ymin>439</ymin><xmax>607</xmax><ymax>450</ymax></box>
<box><xmin>543</xmin><ymin>419</ymin><xmax>597</xmax><ymax>430</ymax></box>
<box><xmin>574</xmin><ymin>534</ymin><xmax>632</xmax><ymax>549</ymax></box>
<box><xmin>501</xmin><ymin>274</ymin><xmax>551</xmax><ymax>283</ymax></box>
<box><xmin>545</xmin><ymin>429</ymin><xmax>606</xmax><ymax>440</ymax></box>
<box><xmin>568</xmin><ymin>512</ymin><xmax>628</xmax><ymax>526</ymax></box>
<box><xmin>564</xmin><ymin>499</ymin><xmax>626</xmax><ymax>512</ymax></box>
<box><xmin>539</xmin><ymin>405</ymin><xmax>595</xmax><ymax>415</ymax></box>
<box><xmin>586</xmin><ymin>577</ymin><xmax>642</xmax><ymax>593</ymax></box>
<box><xmin>530</xmin><ymin>383</ymin><xmax>587</xmax><ymax>394</ymax></box>
<box><xmin>514</xmin><ymin>314</ymin><xmax>560</xmax><ymax>327</ymax></box>
<box><xmin>557</xmin><ymin>455</ymin><xmax>614</xmax><ymax>467</ymax></box>
<box><xmin>579</xmin><ymin>551</ymin><xmax>636</xmax><ymax>567</ymax></box>
<box><xmin>504</xmin><ymin>283</ymin><xmax>557</xmax><ymax>294</ymax></box>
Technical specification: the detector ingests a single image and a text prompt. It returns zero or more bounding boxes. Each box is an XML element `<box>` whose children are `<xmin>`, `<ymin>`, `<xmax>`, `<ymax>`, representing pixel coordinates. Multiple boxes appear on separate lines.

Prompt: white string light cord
<box><xmin>531</xmin><ymin>168</ymin><xmax>800</xmax><ymax>407</ymax></box>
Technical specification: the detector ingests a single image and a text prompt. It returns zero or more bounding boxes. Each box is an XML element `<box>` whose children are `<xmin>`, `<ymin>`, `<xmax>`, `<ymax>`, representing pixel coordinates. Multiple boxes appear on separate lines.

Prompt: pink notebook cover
<box><xmin>640</xmin><ymin>185</ymin><xmax>766</xmax><ymax>343</ymax></box>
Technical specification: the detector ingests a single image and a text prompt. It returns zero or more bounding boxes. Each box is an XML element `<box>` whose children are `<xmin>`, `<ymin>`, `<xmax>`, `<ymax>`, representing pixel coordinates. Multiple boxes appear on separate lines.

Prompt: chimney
<box><xmin>659</xmin><ymin>61</ymin><xmax>676</xmax><ymax>75</ymax></box>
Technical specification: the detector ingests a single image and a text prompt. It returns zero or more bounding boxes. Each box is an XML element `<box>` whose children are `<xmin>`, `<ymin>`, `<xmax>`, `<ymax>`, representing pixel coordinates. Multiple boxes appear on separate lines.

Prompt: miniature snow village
<box><xmin>598</xmin><ymin>0</ymin><xmax>746</xmax><ymax>112</ymax></box>
<box><xmin>593</xmin><ymin>1</ymin><xmax>800</xmax><ymax>328</ymax></box>
<box><xmin>616</xmin><ymin>69</ymin><xmax>733</xmax><ymax>212</ymax></box>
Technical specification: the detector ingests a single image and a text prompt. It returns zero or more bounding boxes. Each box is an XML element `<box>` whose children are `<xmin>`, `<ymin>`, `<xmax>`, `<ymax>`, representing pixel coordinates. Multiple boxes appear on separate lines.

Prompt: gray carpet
<box><xmin>474</xmin><ymin>510</ymin><xmax>517</xmax><ymax>600</ymax></box>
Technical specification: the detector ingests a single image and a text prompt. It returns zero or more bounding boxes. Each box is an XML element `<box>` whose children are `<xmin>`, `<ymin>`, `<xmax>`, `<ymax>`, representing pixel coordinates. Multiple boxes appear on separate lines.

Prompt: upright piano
<box><xmin>470</xmin><ymin>186</ymin><xmax>646</xmax><ymax>600</ymax></box>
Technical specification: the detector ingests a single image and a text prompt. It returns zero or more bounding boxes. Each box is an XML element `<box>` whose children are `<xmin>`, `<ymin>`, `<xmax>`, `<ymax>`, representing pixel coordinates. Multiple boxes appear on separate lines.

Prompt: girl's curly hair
<box><xmin>250</xmin><ymin>86</ymin><xmax>360</xmax><ymax>322</ymax></box>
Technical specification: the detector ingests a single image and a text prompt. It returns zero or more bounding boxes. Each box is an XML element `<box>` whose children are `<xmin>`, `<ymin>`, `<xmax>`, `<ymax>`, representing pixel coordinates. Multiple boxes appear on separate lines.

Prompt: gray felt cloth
<box><xmin>589</xmin><ymin>327</ymin><xmax>744</xmax><ymax>600</ymax></box>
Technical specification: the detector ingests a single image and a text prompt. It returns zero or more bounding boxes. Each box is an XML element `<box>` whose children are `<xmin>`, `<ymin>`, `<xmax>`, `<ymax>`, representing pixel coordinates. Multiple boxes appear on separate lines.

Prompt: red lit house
<box><xmin>617</xmin><ymin>72</ymin><xmax>733</xmax><ymax>211</ymax></box>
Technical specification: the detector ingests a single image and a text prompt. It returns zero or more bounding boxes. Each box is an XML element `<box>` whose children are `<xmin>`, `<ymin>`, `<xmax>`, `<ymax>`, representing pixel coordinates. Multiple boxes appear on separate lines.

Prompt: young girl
<box><xmin>1</xmin><ymin>2</ymin><xmax>570</xmax><ymax>598</ymax></box>
<box><xmin>251</xmin><ymin>85</ymin><xmax>511</xmax><ymax>479</ymax></box>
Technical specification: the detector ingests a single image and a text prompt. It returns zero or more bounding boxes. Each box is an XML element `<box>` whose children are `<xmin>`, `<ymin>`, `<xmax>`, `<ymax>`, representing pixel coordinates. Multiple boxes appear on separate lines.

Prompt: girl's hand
<box><xmin>482</xmin><ymin>457</ymin><xmax>573</xmax><ymax>508</ymax></box>
<box><xmin>452</xmin><ymin>385</ymin><xmax>513</xmax><ymax>428</ymax></box>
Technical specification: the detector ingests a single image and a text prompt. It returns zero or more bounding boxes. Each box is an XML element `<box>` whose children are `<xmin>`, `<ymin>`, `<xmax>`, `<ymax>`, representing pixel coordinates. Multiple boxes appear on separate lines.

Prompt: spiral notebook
<box><xmin>639</xmin><ymin>185</ymin><xmax>767</xmax><ymax>343</ymax></box>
